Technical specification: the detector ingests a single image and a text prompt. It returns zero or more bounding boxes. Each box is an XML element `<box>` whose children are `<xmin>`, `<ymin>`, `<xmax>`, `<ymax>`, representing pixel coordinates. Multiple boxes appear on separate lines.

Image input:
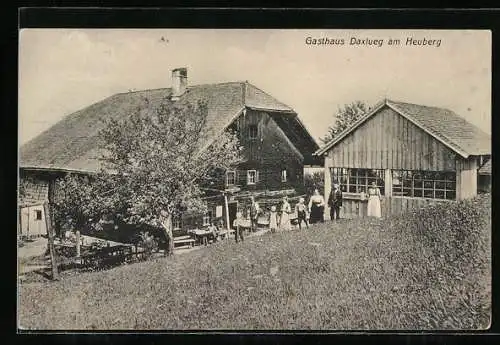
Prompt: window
<box><xmin>226</xmin><ymin>170</ymin><xmax>236</xmax><ymax>186</ymax></box>
<box><xmin>173</xmin><ymin>216</ymin><xmax>182</xmax><ymax>230</ymax></box>
<box><xmin>247</xmin><ymin>170</ymin><xmax>257</xmax><ymax>185</ymax></box>
<box><xmin>202</xmin><ymin>211</ymin><xmax>213</xmax><ymax>226</ymax></box>
<box><xmin>281</xmin><ymin>169</ymin><xmax>287</xmax><ymax>183</ymax></box>
<box><xmin>34</xmin><ymin>210</ymin><xmax>42</xmax><ymax>221</ymax></box>
<box><xmin>392</xmin><ymin>170</ymin><xmax>456</xmax><ymax>200</ymax></box>
<box><xmin>331</xmin><ymin>168</ymin><xmax>385</xmax><ymax>195</ymax></box>
<box><xmin>202</xmin><ymin>215</ymin><xmax>211</xmax><ymax>226</ymax></box>
<box><xmin>248</xmin><ymin>125</ymin><xmax>258</xmax><ymax>139</ymax></box>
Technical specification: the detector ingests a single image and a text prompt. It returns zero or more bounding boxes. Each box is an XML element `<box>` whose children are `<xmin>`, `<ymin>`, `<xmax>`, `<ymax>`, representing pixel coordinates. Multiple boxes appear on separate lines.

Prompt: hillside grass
<box><xmin>18</xmin><ymin>194</ymin><xmax>491</xmax><ymax>330</ymax></box>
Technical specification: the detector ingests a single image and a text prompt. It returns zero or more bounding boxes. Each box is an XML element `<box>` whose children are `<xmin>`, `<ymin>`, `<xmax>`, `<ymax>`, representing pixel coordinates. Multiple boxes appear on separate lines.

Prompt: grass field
<box><xmin>18</xmin><ymin>194</ymin><xmax>491</xmax><ymax>330</ymax></box>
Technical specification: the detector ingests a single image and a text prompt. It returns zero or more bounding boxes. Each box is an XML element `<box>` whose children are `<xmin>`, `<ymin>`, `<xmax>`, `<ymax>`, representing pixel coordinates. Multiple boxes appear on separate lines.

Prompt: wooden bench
<box><xmin>173</xmin><ymin>235</ymin><xmax>195</xmax><ymax>249</ymax></box>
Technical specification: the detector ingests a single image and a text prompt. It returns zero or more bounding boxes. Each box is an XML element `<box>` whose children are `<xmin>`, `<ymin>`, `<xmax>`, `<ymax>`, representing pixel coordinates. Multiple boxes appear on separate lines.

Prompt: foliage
<box><xmin>303</xmin><ymin>171</ymin><xmax>324</xmax><ymax>197</ymax></box>
<box><xmin>96</xmin><ymin>98</ymin><xmax>242</xmax><ymax>253</ymax></box>
<box><xmin>19</xmin><ymin>194</ymin><xmax>490</xmax><ymax>330</ymax></box>
<box><xmin>49</xmin><ymin>98</ymin><xmax>241</xmax><ymax>254</ymax></box>
<box><xmin>136</xmin><ymin>231</ymin><xmax>159</xmax><ymax>260</ymax></box>
<box><xmin>52</xmin><ymin>174</ymin><xmax>105</xmax><ymax>232</ymax></box>
<box><xmin>321</xmin><ymin>100</ymin><xmax>369</xmax><ymax>144</ymax></box>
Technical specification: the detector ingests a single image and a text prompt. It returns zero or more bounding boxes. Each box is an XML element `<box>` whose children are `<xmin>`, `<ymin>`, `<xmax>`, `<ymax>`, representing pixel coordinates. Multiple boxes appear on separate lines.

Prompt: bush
<box><xmin>390</xmin><ymin>194</ymin><xmax>491</xmax><ymax>329</ymax></box>
<box><xmin>18</xmin><ymin>194</ymin><xmax>491</xmax><ymax>330</ymax></box>
<box><xmin>136</xmin><ymin>231</ymin><xmax>159</xmax><ymax>260</ymax></box>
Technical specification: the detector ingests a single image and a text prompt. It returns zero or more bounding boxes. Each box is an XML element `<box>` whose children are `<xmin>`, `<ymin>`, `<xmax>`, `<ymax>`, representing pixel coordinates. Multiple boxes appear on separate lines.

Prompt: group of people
<box><xmin>230</xmin><ymin>181</ymin><xmax>383</xmax><ymax>243</ymax></box>
<box><xmin>308</xmin><ymin>181</ymin><xmax>383</xmax><ymax>219</ymax></box>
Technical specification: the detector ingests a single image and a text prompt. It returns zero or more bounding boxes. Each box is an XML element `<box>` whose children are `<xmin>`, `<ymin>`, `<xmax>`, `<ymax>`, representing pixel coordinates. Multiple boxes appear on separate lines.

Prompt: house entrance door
<box><xmin>228</xmin><ymin>202</ymin><xmax>238</xmax><ymax>229</ymax></box>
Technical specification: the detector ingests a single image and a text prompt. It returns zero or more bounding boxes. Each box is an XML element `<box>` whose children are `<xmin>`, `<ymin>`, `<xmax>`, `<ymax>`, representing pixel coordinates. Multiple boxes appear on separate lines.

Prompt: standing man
<box><xmin>249</xmin><ymin>196</ymin><xmax>261</xmax><ymax>232</ymax></box>
<box><xmin>328</xmin><ymin>182</ymin><xmax>343</xmax><ymax>220</ymax></box>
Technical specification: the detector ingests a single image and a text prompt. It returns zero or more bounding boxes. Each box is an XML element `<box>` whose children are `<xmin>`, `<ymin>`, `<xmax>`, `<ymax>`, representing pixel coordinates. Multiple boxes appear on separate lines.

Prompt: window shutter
<box><xmin>256</xmin><ymin>170</ymin><xmax>260</xmax><ymax>183</ymax></box>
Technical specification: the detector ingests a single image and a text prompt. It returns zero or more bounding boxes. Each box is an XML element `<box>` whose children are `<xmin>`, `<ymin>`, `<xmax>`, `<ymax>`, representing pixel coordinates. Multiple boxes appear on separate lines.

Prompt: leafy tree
<box><xmin>321</xmin><ymin>101</ymin><xmax>369</xmax><ymax>144</ymax></box>
<box><xmin>96</xmin><ymin>99</ymin><xmax>242</xmax><ymax>255</ymax></box>
<box><xmin>52</xmin><ymin>173</ymin><xmax>112</xmax><ymax>235</ymax></box>
<box><xmin>304</xmin><ymin>171</ymin><xmax>325</xmax><ymax>198</ymax></box>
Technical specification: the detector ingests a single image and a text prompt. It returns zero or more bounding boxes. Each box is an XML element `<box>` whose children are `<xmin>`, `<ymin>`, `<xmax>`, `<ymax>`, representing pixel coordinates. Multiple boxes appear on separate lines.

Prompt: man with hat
<box><xmin>328</xmin><ymin>182</ymin><xmax>343</xmax><ymax>221</ymax></box>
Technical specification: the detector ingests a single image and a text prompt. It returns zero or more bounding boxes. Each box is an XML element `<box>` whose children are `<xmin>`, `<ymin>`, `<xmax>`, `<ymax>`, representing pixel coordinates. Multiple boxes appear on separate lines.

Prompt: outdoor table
<box><xmin>188</xmin><ymin>229</ymin><xmax>212</xmax><ymax>246</ymax></box>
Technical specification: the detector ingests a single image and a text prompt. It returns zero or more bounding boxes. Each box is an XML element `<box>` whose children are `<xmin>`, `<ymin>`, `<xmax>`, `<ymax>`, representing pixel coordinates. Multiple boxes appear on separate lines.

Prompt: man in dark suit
<box><xmin>328</xmin><ymin>183</ymin><xmax>343</xmax><ymax>220</ymax></box>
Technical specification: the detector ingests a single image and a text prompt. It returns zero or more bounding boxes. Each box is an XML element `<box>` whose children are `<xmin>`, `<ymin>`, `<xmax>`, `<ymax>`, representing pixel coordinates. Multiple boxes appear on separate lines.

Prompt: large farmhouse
<box><xmin>19</xmin><ymin>68</ymin><xmax>320</xmax><ymax>236</ymax></box>
<box><xmin>315</xmin><ymin>99</ymin><xmax>491</xmax><ymax>219</ymax></box>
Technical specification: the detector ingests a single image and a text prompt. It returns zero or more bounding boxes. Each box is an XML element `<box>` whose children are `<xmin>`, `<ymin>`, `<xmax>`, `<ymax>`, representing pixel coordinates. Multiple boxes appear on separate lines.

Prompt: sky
<box><xmin>19</xmin><ymin>29</ymin><xmax>491</xmax><ymax>146</ymax></box>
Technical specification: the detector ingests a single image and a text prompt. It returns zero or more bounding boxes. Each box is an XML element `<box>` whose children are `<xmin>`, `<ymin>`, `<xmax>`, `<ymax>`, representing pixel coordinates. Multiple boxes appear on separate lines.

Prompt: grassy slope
<box><xmin>18</xmin><ymin>195</ymin><xmax>491</xmax><ymax>330</ymax></box>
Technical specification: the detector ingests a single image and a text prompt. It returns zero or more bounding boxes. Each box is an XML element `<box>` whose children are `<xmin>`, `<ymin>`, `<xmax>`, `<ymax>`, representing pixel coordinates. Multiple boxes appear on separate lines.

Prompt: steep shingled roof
<box><xmin>315</xmin><ymin>99</ymin><xmax>491</xmax><ymax>158</ymax></box>
<box><xmin>20</xmin><ymin>82</ymin><xmax>318</xmax><ymax>173</ymax></box>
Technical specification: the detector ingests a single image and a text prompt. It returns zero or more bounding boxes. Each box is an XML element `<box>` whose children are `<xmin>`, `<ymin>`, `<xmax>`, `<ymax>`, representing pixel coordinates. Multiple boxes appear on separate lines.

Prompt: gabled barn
<box><xmin>19</xmin><ymin>68</ymin><xmax>320</xmax><ymax>236</ymax></box>
<box><xmin>315</xmin><ymin>99</ymin><xmax>491</xmax><ymax>219</ymax></box>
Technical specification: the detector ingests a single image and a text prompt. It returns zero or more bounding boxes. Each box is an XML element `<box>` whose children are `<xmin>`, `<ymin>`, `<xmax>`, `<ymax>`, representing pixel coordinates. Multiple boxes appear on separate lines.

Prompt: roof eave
<box><xmin>385</xmin><ymin>102</ymin><xmax>471</xmax><ymax>159</ymax></box>
<box><xmin>245</xmin><ymin>105</ymin><xmax>296</xmax><ymax>114</ymax></box>
<box><xmin>314</xmin><ymin>100</ymin><xmax>387</xmax><ymax>156</ymax></box>
<box><xmin>19</xmin><ymin>165</ymin><xmax>98</xmax><ymax>175</ymax></box>
<box><xmin>314</xmin><ymin>99</ymin><xmax>475</xmax><ymax>159</ymax></box>
<box><xmin>263</xmin><ymin>108</ymin><xmax>320</xmax><ymax>150</ymax></box>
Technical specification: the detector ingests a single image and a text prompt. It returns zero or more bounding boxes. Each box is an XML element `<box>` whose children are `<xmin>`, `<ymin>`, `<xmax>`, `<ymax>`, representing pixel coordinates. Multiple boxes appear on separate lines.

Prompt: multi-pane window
<box><xmin>247</xmin><ymin>170</ymin><xmax>257</xmax><ymax>185</ymax></box>
<box><xmin>35</xmin><ymin>210</ymin><xmax>42</xmax><ymax>221</ymax></box>
<box><xmin>248</xmin><ymin>125</ymin><xmax>258</xmax><ymax>139</ymax></box>
<box><xmin>331</xmin><ymin>168</ymin><xmax>385</xmax><ymax>195</ymax></box>
<box><xmin>202</xmin><ymin>211</ymin><xmax>213</xmax><ymax>226</ymax></box>
<box><xmin>202</xmin><ymin>215</ymin><xmax>210</xmax><ymax>226</ymax></box>
<box><xmin>226</xmin><ymin>170</ymin><xmax>236</xmax><ymax>186</ymax></box>
<box><xmin>281</xmin><ymin>169</ymin><xmax>287</xmax><ymax>183</ymax></box>
<box><xmin>392</xmin><ymin>170</ymin><xmax>456</xmax><ymax>200</ymax></box>
<box><xmin>173</xmin><ymin>216</ymin><xmax>182</xmax><ymax>230</ymax></box>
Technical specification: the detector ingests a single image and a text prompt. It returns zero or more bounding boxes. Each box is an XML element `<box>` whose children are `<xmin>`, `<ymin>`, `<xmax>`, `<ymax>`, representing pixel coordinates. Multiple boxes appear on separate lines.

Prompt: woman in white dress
<box><xmin>366</xmin><ymin>181</ymin><xmax>382</xmax><ymax>218</ymax></box>
<box><xmin>279</xmin><ymin>196</ymin><xmax>292</xmax><ymax>231</ymax></box>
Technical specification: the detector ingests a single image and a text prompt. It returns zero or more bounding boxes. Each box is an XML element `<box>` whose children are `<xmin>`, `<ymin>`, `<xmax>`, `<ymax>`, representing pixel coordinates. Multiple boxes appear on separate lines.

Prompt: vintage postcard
<box><xmin>18</xmin><ymin>29</ymin><xmax>491</xmax><ymax>331</ymax></box>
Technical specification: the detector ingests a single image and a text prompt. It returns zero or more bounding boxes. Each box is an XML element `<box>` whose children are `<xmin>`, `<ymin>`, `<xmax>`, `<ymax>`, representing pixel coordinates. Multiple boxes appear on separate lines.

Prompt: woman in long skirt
<box><xmin>308</xmin><ymin>189</ymin><xmax>325</xmax><ymax>224</ymax></box>
<box><xmin>366</xmin><ymin>181</ymin><xmax>382</xmax><ymax>218</ymax></box>
<box><xmin>279</xmin><ymin>196</ymin><xmax>292</xmax><ymax>231</ymax></box>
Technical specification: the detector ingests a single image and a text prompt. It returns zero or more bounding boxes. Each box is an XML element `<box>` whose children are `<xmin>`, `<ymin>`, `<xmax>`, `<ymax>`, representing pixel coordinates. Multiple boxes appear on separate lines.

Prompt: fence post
<box><xmin>75</xmin><ymin>230</ymin><xmax>81</xmax><ymax>258</ymax></box>
<box><xmin>43</xmin><ymin>201</ymin><xmax>59</xmax><ymax>281</ymax></box>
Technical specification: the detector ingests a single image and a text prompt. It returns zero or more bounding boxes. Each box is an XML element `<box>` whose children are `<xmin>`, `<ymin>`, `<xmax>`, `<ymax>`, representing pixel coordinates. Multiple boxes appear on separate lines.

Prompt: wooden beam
<box><xmin>324</xmin><ymin>154</ymin><xmax>332</xmax><ymax>221</ymax></box>
<box><xmin>43</xmin><ymin>201</ymin><xmax>59</xmax><ymax>281</ymax></box>
<box><xmin>224</xmin><ymin>194</ymin><xmax>231</xmax><ymax>231</ymax></box>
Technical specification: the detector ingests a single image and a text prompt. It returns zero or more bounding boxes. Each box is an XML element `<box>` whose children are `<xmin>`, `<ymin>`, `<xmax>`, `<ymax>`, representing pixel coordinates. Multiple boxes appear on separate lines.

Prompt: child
<box><xmin>269</xmin><ymin>205</ymin><xmax>278</xmax><ymax>234</ymax></box>
<box><xmin>295</xmin><ymin>197</ymin><xmax>309</xmax><ymax>230</ymax></box>
<box><xmin>232</xmin><ymin>211</ymin><xmax>244</xmax><ymax>243</ymax></box>
<box><xmin>208</xmin><ymin>221</ymin><xmax>219</xmax><ymax>243</ymax></box>
<box><xmin>279</xmin><ymin>196</ymin><xmax>292</xmax><ymax>231</ymax></box>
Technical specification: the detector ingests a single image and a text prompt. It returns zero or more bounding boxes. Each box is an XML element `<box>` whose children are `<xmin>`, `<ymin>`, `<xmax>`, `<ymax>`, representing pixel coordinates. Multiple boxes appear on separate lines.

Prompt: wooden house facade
<box><xmin>19</xmin><ymin>68</ymin><xmax>320</xmax><ymax>236</ymax></box>
<box><xmin>315</xmin><ymin>99</ymin><xmax>491</xmax><ymax>219</ymax></box>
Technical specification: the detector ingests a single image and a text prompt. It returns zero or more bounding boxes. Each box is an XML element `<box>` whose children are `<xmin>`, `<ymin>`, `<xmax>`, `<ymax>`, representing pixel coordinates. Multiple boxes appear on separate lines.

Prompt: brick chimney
<box><xmin>171</xmin><ymin>67</ymin><xmax>187</xmax><ymax>101</ymax></box>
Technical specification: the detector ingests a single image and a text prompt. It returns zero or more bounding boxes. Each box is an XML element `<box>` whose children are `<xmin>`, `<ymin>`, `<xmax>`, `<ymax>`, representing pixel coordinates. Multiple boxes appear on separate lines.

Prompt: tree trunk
<box><xmin>161</xmin><ymin>214</ymin><xmax>174</xmax><ymax>256</ymax></box>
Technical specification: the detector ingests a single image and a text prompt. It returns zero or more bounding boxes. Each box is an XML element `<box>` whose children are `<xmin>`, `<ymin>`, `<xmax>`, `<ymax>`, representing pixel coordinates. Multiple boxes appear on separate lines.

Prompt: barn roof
<box><xmin>315</xmin><ymin>99</ymin><xmax>491</xmax><ymax>158</ymax></box>
<box><xmin>479</xmin><ymin>159</ymin><xmax>491</xmax><ymax>175</ymax></box>
<box><xmin>20</xmin><ymin>82</ymin><xmax>319</xmax><ymax>173</ymax></box>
